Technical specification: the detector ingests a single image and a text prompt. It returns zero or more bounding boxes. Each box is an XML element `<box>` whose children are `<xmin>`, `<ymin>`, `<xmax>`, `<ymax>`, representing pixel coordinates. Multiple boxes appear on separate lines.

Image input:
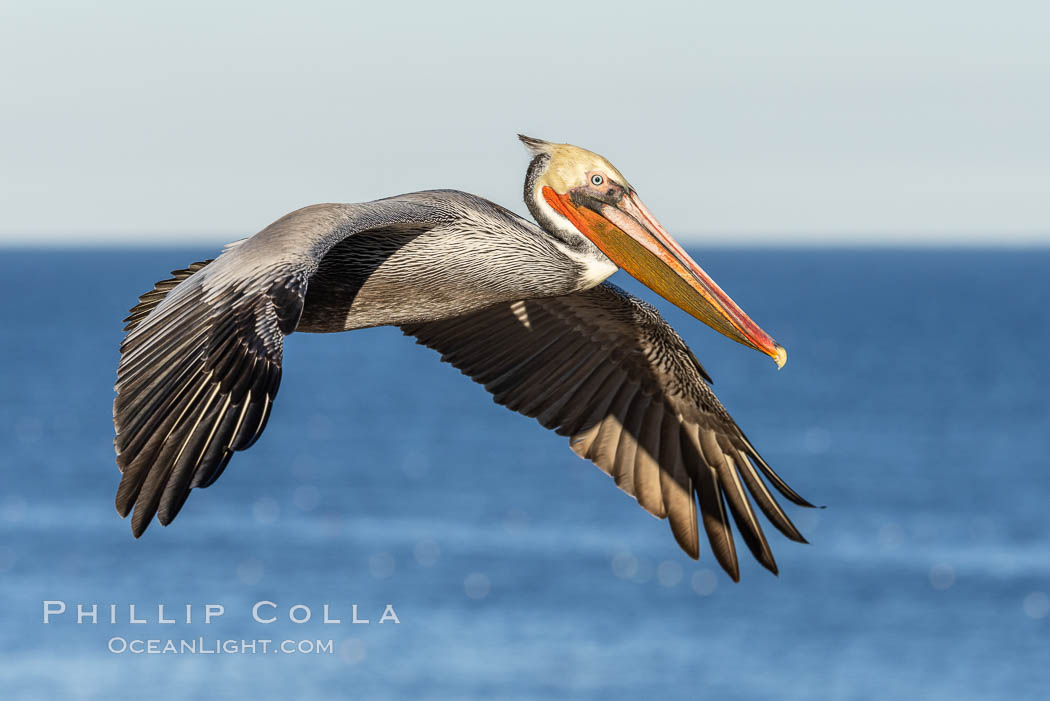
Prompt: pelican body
<box><xmin>113</xmin><ymin>136</ymin><xmax>812</xmax><ymax>580</ymax></box>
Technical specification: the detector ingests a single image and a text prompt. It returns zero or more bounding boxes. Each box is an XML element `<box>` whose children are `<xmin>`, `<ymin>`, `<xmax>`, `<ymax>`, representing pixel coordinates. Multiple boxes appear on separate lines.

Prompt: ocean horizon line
<box><xmin>2</xmin><ymin>236</ymin><xmax>1050</xmax><ymax>250</ymax></box>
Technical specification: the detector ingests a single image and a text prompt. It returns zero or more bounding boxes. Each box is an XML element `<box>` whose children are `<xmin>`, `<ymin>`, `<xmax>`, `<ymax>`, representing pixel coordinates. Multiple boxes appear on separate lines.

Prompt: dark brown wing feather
<box><xmin>113</xmin><ymin>260</ymin><xmax>306</xmax><ymax>537</ymax></box>
<box><xmin>402</xmin><ymin>282</ymin><xmax>813</xmax><ymax>580</ymax></box>
<box><xmin>112</xmin><ymin>197</ymin><xmax>450</xmax><ymax>537</ymax></box>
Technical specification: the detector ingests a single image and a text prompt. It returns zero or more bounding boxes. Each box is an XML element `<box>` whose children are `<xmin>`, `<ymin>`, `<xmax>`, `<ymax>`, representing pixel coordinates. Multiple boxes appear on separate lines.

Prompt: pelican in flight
<box><xmin>114</xmin><ymin>135</ymin><xmax>813</xmax><ymax>580</ymax></box>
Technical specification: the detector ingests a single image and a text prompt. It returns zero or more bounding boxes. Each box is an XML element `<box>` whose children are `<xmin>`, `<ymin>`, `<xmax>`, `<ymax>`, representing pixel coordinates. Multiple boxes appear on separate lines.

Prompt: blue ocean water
<box><xmin>0</xmin><ymin>247</ymin><xmax>1047</xmax><ymax>700</ymax></box>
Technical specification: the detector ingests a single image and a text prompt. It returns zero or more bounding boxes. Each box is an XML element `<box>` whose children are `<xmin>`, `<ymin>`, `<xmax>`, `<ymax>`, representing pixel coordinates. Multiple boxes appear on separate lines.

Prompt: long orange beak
<box><xmin>543</xmin><ymin>185</ymin><xmax>786</xmax><ymax>368</ymax></box>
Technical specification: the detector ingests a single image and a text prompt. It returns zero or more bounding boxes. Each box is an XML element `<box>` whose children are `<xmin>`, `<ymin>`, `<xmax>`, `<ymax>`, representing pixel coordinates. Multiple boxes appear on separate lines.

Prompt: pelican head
<box><xmin>519</xmin><ymin>134</ymin><xmax>786</xmax><ymax>369</ymax></box>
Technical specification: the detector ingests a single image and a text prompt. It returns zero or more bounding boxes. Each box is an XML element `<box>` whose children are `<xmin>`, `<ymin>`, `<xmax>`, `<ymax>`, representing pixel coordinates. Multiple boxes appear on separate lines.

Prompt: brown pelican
<box><xmin>114</xmin><ymin>135</ymin><xmax>813</xmax><ymax>580</ymax></box>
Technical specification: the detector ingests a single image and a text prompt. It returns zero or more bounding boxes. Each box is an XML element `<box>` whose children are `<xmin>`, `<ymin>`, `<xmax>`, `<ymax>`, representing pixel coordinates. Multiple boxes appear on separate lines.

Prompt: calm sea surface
<box><xmin>0</xmin><ymin>248</ymin><xmax>1048</xmax><ymax>700</ymax></box>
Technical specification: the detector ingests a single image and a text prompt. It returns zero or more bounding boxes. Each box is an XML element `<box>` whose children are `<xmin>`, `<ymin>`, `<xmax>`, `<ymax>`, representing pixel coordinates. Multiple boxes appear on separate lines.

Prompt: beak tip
<box><xmin>774</xmin><ymin>344</ymin><xmax>787</xmax><ymax>370</ymax></box>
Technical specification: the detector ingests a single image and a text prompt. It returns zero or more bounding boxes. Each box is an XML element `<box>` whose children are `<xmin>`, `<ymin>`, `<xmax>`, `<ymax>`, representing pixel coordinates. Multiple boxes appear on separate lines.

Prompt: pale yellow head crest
<box><xmin>518</xmin><ymin>135</ymin><xmax>632</xmax><ymax>194</ymax></box>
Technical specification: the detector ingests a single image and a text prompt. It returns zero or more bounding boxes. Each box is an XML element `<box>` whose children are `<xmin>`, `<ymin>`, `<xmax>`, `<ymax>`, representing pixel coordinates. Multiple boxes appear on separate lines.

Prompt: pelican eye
<box><xmin>590</xmin><ymin>174</ymin><xmax>604</xmax><ymax>186</ymax></box>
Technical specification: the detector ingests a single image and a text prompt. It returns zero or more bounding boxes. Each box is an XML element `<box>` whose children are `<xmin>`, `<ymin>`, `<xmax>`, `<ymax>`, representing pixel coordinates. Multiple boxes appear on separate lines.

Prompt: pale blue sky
<box><xmin>1</xmin><ymin>0</ymin><xmax>1047</xmax><ymax>245</ymax></box>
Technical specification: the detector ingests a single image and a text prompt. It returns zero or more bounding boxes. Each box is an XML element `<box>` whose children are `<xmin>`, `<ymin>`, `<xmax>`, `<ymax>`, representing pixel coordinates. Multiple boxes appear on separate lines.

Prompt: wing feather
<box><xmin>633</xmin><ymin>403</ymin><xmax>667</xmax><ymax>519</ymax></box>
<box><xmin>659</xmin><ymin>416</ymin><xmax>698</xmax><ymax>558</ymax></box>
<box><xmin>403</xmin><ymin>282</ymin><xmax>812</xmax><ymax>579</ymax></box>
<box><xmin>114</xmin><ymin>198</ymin><xmax>446</xmax><ymax>536</ymax></box>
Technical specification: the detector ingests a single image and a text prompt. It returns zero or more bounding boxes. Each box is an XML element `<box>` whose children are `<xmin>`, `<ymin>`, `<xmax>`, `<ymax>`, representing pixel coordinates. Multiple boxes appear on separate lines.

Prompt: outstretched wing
<box><xmin>114</xmin><ymin>198</ymin><xmax>447</xmax><ymax>536</ymax></box>
<box><xmin>114</xmin><ymin>259</ymin><xmax>305</xmax><ymax>536</ymax></box>
<box><xmin>402</xmin><ymin>282</ymin><xmax>813</xmax><ymax>580</ymax></box>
